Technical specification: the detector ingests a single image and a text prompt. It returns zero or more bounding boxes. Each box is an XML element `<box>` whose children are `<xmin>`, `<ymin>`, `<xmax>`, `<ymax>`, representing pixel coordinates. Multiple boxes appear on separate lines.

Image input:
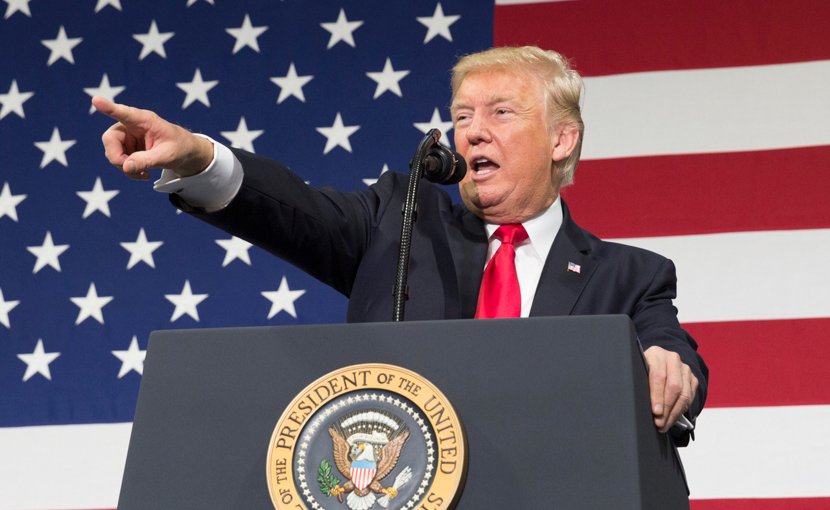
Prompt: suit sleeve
<box><xmin>172</xmin><ymin>148</ymin><xmax>401</xmax><ymax>296</ymax></box>
<box><xmin>633</xmin><ymin>257</ymin><xmax>709</xmax><ymax>422</ymax></box>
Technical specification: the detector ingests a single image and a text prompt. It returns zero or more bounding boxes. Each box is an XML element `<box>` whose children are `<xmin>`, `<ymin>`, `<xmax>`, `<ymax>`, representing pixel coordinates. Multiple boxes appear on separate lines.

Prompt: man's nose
<box><xmin>465</xmin><ymin>115</ymin><xmax>491</xmax><ymax>145</ymax></box>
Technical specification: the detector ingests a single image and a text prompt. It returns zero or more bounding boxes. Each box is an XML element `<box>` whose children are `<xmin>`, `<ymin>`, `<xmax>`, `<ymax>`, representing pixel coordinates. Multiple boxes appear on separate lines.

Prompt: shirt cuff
<box><xmin>153</xmin><ymin>134</ymin><xmax>243</xmax><ymax>212</ymax></box>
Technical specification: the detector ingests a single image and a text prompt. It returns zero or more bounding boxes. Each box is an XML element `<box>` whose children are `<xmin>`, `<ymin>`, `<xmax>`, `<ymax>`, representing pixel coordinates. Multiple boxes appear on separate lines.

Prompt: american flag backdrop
<box><xmin>0</xmin><ymin>0</ymin><xmax>828</xmax><ymax>508</ymax></box>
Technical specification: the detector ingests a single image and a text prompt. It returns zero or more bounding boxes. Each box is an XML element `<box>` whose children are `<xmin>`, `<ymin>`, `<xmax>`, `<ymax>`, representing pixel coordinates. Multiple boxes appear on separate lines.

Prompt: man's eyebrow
<box><xmin>451</xmin><ymin>95</ymin><xmax>514</xmax><ymax>112</ymax></box>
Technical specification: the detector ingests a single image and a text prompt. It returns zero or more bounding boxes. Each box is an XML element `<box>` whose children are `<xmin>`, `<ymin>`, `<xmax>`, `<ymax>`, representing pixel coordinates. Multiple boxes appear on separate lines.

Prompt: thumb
<box><xmin>123</xmin><ymin>149</ymin><xmax>161</xmax><ymax>175</ymax></box>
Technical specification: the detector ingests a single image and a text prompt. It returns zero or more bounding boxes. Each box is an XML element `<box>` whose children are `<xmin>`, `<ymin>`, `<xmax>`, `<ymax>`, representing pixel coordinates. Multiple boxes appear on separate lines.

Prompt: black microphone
<box><xmin>422</xmin><ymin>145</ymin><xmax>467</xmax><ymax>184</ymax></box>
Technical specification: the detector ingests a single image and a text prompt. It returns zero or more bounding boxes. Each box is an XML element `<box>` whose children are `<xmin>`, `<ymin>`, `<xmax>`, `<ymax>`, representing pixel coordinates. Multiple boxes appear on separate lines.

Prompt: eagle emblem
<box><xmin>323</xmin><ymin>410</ymin><xmax>412</xmax><ymax>510</ymax></box>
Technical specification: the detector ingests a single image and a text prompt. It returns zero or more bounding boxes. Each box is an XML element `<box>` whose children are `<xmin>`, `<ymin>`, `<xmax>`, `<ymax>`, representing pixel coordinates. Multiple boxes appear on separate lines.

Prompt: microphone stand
<box><xmin>392</xmin><ymin>129</ymin><xmax>443</xmax><ymax>322</ymax></box>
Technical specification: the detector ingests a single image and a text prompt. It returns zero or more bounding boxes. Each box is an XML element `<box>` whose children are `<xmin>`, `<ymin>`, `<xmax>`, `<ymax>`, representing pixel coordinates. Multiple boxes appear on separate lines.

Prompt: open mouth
<box><xmin>472</xmin><ymin>157</ymin><xmax>500</xmax><ymax>176</ymax></box>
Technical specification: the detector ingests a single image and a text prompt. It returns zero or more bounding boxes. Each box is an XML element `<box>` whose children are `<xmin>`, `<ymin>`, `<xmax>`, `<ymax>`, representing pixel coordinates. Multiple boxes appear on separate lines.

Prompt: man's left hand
<box><xmin>643</xmin><ymin>346</ymin><xmax>699</xmax><ymax>433</ymax></box>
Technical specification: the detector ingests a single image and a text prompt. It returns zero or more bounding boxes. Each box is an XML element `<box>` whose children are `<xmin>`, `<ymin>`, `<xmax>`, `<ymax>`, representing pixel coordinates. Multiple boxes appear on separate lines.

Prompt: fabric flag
<box><xmin>495</xmin><ymin>1</ymin><xmax>830</xmax><ymax>509</ymax></box>
<box><xmin>0</xmin><ymin>0</ymin><xmax>827</xmax><ymax>509</ymax></box>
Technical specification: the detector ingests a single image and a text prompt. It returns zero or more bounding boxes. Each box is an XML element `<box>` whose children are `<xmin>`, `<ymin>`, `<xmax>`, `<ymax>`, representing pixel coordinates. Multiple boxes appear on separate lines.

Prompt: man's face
<box><xmin>452</xmin><ymin>69</ymin><xmax>566</xmax><ymax>224</ymax></box>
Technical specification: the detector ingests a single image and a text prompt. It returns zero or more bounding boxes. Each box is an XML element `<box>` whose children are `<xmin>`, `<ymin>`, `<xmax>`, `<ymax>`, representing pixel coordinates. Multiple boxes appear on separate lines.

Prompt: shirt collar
<box><xmin>483</xmin><ymin>196</ymin><xmax>563</xmax><ymax>261</ymax></box>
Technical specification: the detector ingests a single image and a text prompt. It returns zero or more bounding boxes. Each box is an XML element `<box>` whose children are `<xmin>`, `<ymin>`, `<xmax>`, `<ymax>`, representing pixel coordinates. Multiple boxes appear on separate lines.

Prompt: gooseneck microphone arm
<box><xmin>392</xmin><ymin>129</ymin><xmax>467</xmax><ymax>322</ymax></box>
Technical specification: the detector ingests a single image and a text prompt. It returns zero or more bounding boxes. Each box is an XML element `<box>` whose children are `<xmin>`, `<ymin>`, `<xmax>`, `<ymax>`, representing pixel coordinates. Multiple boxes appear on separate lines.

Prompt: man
<box><xmin>93</xmin><ymin>46</ymin><xmax>707</xmax><ymax>439</ymax></box>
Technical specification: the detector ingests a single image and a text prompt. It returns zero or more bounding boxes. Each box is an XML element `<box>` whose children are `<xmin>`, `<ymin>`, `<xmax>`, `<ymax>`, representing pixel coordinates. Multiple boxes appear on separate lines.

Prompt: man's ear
<box><xmin>552</xmin><ymin>127</ymin><xmax>579</xmax><ymax>162</ymax></box>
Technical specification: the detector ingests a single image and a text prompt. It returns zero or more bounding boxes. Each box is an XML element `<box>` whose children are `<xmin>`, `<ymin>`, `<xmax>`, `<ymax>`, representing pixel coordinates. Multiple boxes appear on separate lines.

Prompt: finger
<box><xmin>647</xmin><ymin>357</ymin><xmax>667</xmax><ymax>421</ymax></box>
<box><xmin>101</xmin><ymin>125</ymin><xmax>130</xmax><ymax>168</ymax></box>
<box><xmin>123</xmin><ymin>149</ymin><xmax>161</xmax><ymax>175</ymax></box>
<box><xmin>91</xmin><ymin>96</ymin><xmax>150</xmax><ymax>130</ymax></box>
<box><xmin>663</xmin><ymin>366</ymin><xmax>694</xmax><ymax>431</ymax></box>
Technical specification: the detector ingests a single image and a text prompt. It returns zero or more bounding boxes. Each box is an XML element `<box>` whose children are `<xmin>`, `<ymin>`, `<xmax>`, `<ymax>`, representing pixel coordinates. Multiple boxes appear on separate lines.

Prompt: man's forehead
<box><xmin>451</xmin><ymin>70</ymin><xmax>540</xmax><ymax>109</ymax></box>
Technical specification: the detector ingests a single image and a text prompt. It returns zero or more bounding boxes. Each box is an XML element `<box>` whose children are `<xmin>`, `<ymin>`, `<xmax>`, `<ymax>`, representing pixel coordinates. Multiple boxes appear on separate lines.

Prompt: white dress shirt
<box><xmin>481</xmin><ymin>198</ymin><xmax>563</xmax><ymax>317</ymax></box>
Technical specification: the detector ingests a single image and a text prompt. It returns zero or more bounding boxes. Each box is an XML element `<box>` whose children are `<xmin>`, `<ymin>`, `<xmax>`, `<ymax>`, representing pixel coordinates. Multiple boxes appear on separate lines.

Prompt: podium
<box><xmin>118</xmin><ymin>315</ymin><xmax>689</xmax><ymax>509</ymax></box>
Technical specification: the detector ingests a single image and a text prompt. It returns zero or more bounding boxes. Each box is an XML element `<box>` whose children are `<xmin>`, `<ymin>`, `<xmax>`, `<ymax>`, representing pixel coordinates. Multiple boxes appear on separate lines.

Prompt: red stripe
<box><xmin>691</xmin><ymin>497</ymin><xmax>830</xmax><ymax>510</ymax></box>
<box><xmin>683</xmin><ymin>318</ymin><xmax>830</xmax><ymax>409</ymax></box>
<box><xmin>560</xmin><ymin>146</ymin><xmax>830</xmax><ymax>238</ymax></box>
<box><xmin>495</xmin><ymin>0</ymin><xmax>830</xmax><ymax>76</ymax></box>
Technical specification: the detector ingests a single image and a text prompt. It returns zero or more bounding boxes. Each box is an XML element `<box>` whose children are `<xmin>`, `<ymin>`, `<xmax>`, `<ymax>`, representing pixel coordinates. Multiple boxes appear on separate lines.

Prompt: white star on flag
<box><xmin>187</xmin><ymin>0</ymin><xmax>214</xmax><ymax>6</ymax></box>
<box><xmin>321</xmin><ymin>8</ymin><xmax>363</xmax><ymax>49</ymax></box>
<box><xmin>270</xmin><ymin>62</ymin><xmax>313</xmax><ymax>104</ymax></box>
<box><xmin>83</xmin><ymin>74</ymin><xmax>126</xmax><ymax>113</ymax></box>
<box><xmin>177</xmin><ymin>68</ymin><xmax>219</xmax><ymax>109</ymax></box>
<box><xmin>94</xmin><ymin>0</ymin><xmax>122</xmax><ymax>13</ymax></box>
<box><xmin>120</xmin><ymin>228</ymin><xmax>164</xmax><ymax>269</ymax></box>
<box><xmin>27</xmin><ymin>231</ymin><xmax>69</xmax><ymax>273</ymax></box>
<box><xmin>220</xmin><ymin>117</ymin><xmax>264</xmax><ymax>153</ymax></box>
<box><xmin>165</xmin><ymin>280</ymin><xmax>208</xmax><ymax>322</ymax></box>
<box><xmin>363</xmin><ymin>164</ymin><xmax>391</xmax><ymax>187</ymax></box>
<box><xmin>133</xmin><ymin>20</ymin><xmax>175</xmax><ymax>60</ymax></box>
<box><xmin>0</xmin><ymin>287</ymin><xmax>20</xmax><ymax>328</ymax></box>
<box><xmin>413</xmin><ymin>108</ymin><xmax>454</xmax><ymax>146</ymax></box>
<box><xmin>261</xmin><ymin>276</ymin><xmax>306</xmax><ymax>319</ymax></box>
<box><xmin>70</xmin><ymin>283</ymin><xmax>114</xmax><ymax>325</ymax></box>
<box><xmin>0</xmin><ymin>79</ymin><xmax>34</xmax><ymax>119</ymax></box>
<box><xmin>77</xmin><ymin>177</ymin><xmax>120</xmax><ymax>218</ymax></box>
<box><xmin>4</xmin><ymin>0</ymin><xmax>32</xmax><ymax>19</ymax></box>
<box><xmin>226</xmin><ymin>14</ymin><xmax>268</xmax><ymax>54</ymax></box>
<box><xmin>17</xmin><ymin>339</ymin><xmax>60</xmax><ymax>382</ymax></box>
<box><xmin>366</xmin><ymin>58</ymin><xmax>410</xmax><ymax>99</ymax></box>
<box><xmin>34</xmin><ymin>127</ymin><xmax>77</xmax><ymax>168</ymax></box>
<box><xmin>41</xmin><ymin>25</ymin><xmax>83</xmax><ymax>66</ymax></box>
<box><xmin>111</xmin><ymin>336</ymin><xmax>146</xmax><ymax>378</ymax></box>
<box><xmin>316</xmin><ymin>113</ymin><xmax>360</xmax><ymax>154</ymax></box>
<box><xmin>215</xmin><ymin>236</ymin><xmax>253</xmax><ymax>267</ymax></box>
<box><xmin>417</xmin><ymin>3</ymin><xmax>461</xmax><ymax>43</ymax></box>
<box><xmin>0</xmin><ymin>182</ymin><xmax>27</xmax><ymax>222</ymax></box>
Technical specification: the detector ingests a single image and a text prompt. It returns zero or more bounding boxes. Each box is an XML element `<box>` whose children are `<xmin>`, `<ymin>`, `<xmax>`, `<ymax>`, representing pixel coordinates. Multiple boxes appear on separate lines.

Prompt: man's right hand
<box><xmin>92</xmin><ymin>96</ymin><xmax>214</xmax><ymax>181</ymax></box>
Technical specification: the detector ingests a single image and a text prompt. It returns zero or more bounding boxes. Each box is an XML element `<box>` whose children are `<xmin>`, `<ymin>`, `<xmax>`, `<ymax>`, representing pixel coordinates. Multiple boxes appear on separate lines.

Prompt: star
<box><xmin>165</xmin><ymin>280</ymin><xmax>208</xmax><ymax>322</ymax></box>
<box><xmin>366</xmin><ymin>58</ymin><xmax>410</xmax><ymax>99</ymax></box>
<box><xmin>417</xmin><ymin>2</ymin><xmax>461</xmax><ymax>43</ymax></box>
<box><xmin>270</xmin><ymin>63</ymin><xmax>313</xmax><ymax>104</ymax></box>
<box><xmin>316</xmin><ymin>113</ymin><xmax>360</xmax><ymax>154</ymax></box>
<box><xmin>220</xmin><ymin>117</ymin><xmax>264</xmax><ymax>153</ymax></box>
<box><xmin>41</xmin><ymin>26</ymin><xmax>83</xmax><ymax>66</ymax></box>
<box><xmin>70</xmin><ymin>283</ymin><xmax>114</xmax><ymax>325</ymax></box>
<box><xmin>77</xmin><ymin>177</ymin><xmax>120</xmax><ymax>218</ymax></box>
<box><xmin>4</xmin><ymin>0</ymin><xmax>31</xmax><ymax>19</ymax></box>
<box><xmin>120</xmin><ymin>228</ymin><xmax>163</xmax><ymax>269</ymax></box>
<box><xmin>112</xmin><ymin>336</ymin><xmax>146</xmax><ymax>378</ymax></box>
<box><xmin>363</xmin><ymin>164</ymin><xmax>391</xmax><ymax>187</ymax></box>
<box><xmin>27</xmin><ymin>231</ymin><xmax>69</xmax><ymax>273</ymax></box>
<box><xmin>0</xmin><ymin>80</ymin><xmax>34</xmax><ymax>119</ymax></box>
<box><xmin>133</xmin><ymin>20</ymin><xmax>175</xmax><ymax>60</ymax></box>
<box><xmin>320</xmin><ymin>8</ymin><xmax>363</xmax><ymax>49</ymax></box>
<box><xmin>18</xmin><ymin>339</ymin><xmax>60</xmax><ymax>382</ymax></box>
<box><xmin>176</xmin><ymin>68</ymin><xmax>219</xmax><ymax>109</ymax></box>
<box><xmin>0</xmin><ymin>182</ymin><xmax>26</xmax><ymax>222</ymax></box>
<box><xmin>0</xmin><ymin>288</ymin><xmax>20</xmax><ymax>329</ymax></box>
<box><xmin>187</xmin><ymin>0</ymin><xmax>214</xmax><ymax>5</ymax></box>
<box><xmin>34</xmin><ymin>127</ymin><xmax>76</xmax><ymax>168</ymax></box>
<box><xmin>215</xmin><ymin>236</ymin><xmax>253</xmax><ymax>267</ymax></box>
<box><xmin>413</xmin><ymin>107</ymin><xmax>454</xmax><ymax>146</ymax></box>
<box><xmin>226</xmin><ymin>14</ymin><xmax>268</xmax><ymax>54</ymax></box>
<box><xmin>94</xmin><ymin>0</ymin><xmax>122</xmax><ymax>12</ymax></box>
<box><xmin>261</xmin><ymin>277</ymin><xmax>305</xmax><ymax>319</ymax></box>
<box><xmin>83</xmin><ymin>74</ymin><xmax>125</xmax><ymax>113</ymax></box>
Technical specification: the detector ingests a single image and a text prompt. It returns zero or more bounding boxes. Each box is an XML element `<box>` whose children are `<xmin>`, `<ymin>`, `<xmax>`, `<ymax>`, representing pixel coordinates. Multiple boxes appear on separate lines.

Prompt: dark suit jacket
<box><xmin>180</xmin><ymin>149</ymin><xmax>708</xmax><ymax>422</ymax></box>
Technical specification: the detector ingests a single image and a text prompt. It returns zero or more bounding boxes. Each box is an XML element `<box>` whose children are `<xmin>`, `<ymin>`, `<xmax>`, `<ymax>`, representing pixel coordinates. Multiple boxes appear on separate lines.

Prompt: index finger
<box><xmin>91</xmin><ymin>96</ymin><xmax>148</xmax><ymax>128</ymax></box>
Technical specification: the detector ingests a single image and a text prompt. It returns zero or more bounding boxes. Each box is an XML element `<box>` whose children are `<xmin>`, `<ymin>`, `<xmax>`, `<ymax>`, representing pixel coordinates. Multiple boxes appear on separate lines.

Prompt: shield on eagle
<box><xmin>349</xmin><ymin>458</ymin><xmax>377</xmax><ymax>490</ymax></box>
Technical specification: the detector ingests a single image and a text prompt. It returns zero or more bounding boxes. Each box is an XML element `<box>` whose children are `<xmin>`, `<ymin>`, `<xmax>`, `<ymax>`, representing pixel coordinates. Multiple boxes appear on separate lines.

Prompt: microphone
<box><xmin>422</xmin><ymin>144</ymin><xmax>467</xmax><ymax>184</ymax></box>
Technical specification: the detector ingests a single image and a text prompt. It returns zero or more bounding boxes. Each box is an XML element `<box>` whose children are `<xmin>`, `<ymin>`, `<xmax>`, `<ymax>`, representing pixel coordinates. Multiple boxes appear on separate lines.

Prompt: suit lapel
<box><xmin>445</xmin><ymin>208</ymin><xmax>487</xmax><ymax>319</ymax></box>
<box><xmin>530</xmin><ymin>201</ymin><xmax>599</xmax><ymax>316</ymax></box>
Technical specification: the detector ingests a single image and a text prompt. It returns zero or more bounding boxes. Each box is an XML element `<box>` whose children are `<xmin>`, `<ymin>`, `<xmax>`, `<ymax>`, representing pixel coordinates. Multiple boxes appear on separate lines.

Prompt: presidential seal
<box><xmin>266</xmin><ymin>364</ymin><xmax>466</xmax><ymax>510</ymax></box>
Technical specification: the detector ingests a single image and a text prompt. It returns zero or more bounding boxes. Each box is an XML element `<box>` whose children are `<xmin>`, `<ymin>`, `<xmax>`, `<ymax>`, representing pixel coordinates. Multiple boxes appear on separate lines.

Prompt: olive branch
<box><xmin>317</xmin><ymin>459</ymin><xmax>341</xmax><ymax>497</ymax></box>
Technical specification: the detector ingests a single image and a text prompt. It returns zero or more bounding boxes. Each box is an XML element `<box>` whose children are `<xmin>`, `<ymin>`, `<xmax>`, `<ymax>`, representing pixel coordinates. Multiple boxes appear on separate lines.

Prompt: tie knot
<box><xmin>494</xmin><ymin>224</ymin><xmax>528</xmax><ymax>246</ymax></box>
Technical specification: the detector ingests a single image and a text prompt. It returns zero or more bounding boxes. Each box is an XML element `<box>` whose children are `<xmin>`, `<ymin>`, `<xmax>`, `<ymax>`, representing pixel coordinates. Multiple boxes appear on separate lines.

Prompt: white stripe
<box><xmin>0</xmin><ymin>422</ymin><xmax>130</xmax><ymax>509</ymax></box>
<box><xmin>680</xmin><ymin>405</ymin><xmax>830</xmax><ymax>499</ymax></box>
<box><xmin>610</xmin><ymin>228</ymin><xmax>830</xmax><ymax>323</ymax></box>
<box><xmin>581</xmin><ymin>60</ymin><xmax>830</xmax><ymax>160</ymax></box>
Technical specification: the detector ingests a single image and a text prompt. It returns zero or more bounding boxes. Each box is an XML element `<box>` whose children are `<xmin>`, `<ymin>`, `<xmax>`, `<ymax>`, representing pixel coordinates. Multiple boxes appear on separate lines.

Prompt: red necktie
<box><xmin>475</xmin><ymin>224</ymin><xmax>528</xmax><ymax>318</ymax></box>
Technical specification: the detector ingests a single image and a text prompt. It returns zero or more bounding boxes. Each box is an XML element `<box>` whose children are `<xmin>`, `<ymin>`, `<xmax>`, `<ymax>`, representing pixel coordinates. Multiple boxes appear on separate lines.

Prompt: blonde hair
<box><xmin>451</xmin><ymin>46</ymin><xmax>584</xmax><ymax>187</ymax></box>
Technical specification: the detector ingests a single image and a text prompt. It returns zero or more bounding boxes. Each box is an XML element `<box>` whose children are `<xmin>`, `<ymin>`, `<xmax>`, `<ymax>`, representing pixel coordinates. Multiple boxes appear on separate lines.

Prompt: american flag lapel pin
<box><xmin>567</xmin><ymin>261</ymin><xmax>581</xmax><ymax>274</ymax></box>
